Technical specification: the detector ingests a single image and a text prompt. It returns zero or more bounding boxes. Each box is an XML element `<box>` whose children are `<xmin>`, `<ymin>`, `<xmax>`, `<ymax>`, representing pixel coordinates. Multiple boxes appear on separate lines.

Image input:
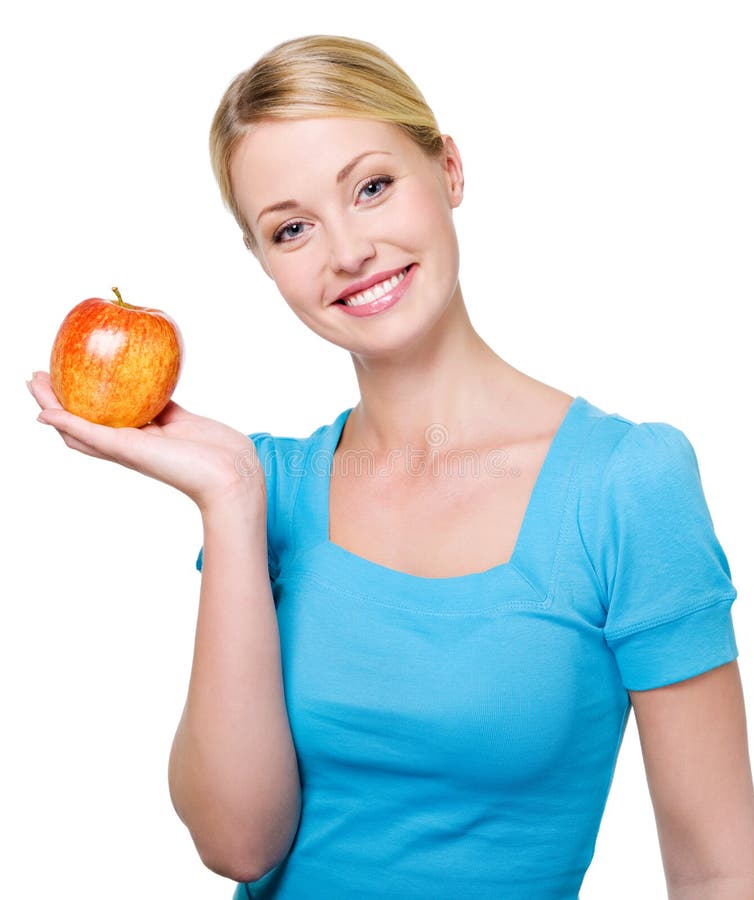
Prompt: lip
<box><xmin>335</xmin><ymin>263</ymin><xmax>416</xmax><ymax>317</ymax></box>
<box><xmin>333</xmin><ymin>265</ymin><xmax>412</xmax><ymax>304</ymax></box>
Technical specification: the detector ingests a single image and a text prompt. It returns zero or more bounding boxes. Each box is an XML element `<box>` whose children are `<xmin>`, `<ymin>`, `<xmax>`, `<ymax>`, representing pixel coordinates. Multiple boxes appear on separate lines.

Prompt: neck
<box><xmin>345</xmin><ymin>283</ymin><xmax>527</xmax><ymax>454</ymax></box>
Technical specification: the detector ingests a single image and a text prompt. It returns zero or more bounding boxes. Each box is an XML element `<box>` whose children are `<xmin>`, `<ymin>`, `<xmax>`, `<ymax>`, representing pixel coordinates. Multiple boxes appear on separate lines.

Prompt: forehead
<box><xmin>230</xmin><ymin>117</ymin><xmax>418</xmax><ymax>217</ymax></box>
<box><xmin>236</xmin><ymin>116</ymin><xmax>410</xmax><ymax>166</ymax></box>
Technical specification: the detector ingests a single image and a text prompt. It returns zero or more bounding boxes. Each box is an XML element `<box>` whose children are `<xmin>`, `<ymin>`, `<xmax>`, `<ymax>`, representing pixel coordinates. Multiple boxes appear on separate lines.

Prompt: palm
<box><xmin>29</xmin><ymin>371</ymin><xmax>262</xmax><ymax>510</ymax></box>
<box><xmin>142</xmin><ymin>399</ymin><xmax>251</xmax><ymax>452</ymax></box>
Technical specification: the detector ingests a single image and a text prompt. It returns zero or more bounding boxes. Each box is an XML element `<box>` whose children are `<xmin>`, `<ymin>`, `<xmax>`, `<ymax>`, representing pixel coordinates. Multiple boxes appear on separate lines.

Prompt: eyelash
<box><xmin>271</xmin><ymin>175</ymin><xmax>395</xmax><ymax>245</ymax></box>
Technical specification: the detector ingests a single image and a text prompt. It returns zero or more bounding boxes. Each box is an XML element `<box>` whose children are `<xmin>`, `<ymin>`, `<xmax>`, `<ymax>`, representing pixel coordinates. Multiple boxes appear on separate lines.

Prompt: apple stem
<box><xmin>112</xmin><ymin>286</ymin><xmax>124</xmax><ymax>306</ymax></box>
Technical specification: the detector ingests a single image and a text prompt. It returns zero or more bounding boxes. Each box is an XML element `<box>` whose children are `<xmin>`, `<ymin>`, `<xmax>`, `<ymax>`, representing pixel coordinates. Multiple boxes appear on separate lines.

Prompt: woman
<box><xmin>29</xmin><ymin>34</ymin><xmax>754</xmax><ymax>899</ymax></box>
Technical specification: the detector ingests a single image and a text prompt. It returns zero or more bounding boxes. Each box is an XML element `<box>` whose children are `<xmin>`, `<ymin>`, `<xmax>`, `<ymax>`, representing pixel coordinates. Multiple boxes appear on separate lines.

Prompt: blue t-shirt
<box><xmin>195</xmin><ymin>395</ymin><xmax>738</xmax><ymax>899</ymax></box>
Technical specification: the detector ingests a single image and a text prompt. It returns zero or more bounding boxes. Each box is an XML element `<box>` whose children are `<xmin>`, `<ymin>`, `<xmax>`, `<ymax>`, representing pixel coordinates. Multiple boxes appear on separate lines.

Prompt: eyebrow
<box><xmin>255</xmin><ymin>151</ymin><xmax>394</xmax><ymax>224</ymax></box>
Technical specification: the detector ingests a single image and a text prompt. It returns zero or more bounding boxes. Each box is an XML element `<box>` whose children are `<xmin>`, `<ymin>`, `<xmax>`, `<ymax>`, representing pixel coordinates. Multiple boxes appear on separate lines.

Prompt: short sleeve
<box><xmin>195</xmin><ymin>432</ymin><xmax>280</xmax><ymax>584</ymax></box>
<box><xmin>596</xmin><ymin>422</ymin><xmax>738</xmax><ymax>691</ymax></box>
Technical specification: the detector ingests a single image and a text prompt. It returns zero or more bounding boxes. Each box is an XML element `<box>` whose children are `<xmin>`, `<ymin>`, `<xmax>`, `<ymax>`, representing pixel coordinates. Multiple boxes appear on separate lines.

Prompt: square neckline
<box><xmin>322</xmin><ymin>395</ymin><xmax>586</xmax><ymax>584</ymax></box>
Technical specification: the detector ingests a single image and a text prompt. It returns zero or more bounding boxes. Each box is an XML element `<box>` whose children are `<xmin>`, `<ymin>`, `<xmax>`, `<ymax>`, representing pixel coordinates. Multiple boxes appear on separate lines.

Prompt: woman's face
<box><xmin>229</xmin><ymin>116</ymin><xmax>464</xmax><ymax>356</ymax></box>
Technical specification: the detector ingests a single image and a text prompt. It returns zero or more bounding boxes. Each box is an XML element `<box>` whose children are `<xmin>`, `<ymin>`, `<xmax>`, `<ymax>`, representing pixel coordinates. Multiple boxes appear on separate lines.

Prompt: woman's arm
<box><xmin>168</xmin><ymin>487</ymin><xmax>301</xmax><ymax>883</ymax></box>
<box><xmin>29</xmin><ymin>372</ymin><xmax>302</xmax><ymax>881</ymax></box>
<box><xmin>629</xmin><ymin>660</ymin><xmax>754</xmax><ymax>898</ymax></box>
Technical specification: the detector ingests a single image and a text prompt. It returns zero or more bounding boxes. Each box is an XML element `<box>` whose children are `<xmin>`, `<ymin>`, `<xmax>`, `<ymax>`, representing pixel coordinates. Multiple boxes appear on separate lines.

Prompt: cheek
<box><xmin>270</xmin><ymin>263</ymin><xmax>334</xmax><ymax>328</ymax></box>
<box><xmin>397</xmin><ymin>182</ymin><xmax>454</xmax><ymax>241</ymax></box>
<box><xmin>269</xmin><ymin>256</ymin><xmax>312</xmax><ymax>301</ymax></box>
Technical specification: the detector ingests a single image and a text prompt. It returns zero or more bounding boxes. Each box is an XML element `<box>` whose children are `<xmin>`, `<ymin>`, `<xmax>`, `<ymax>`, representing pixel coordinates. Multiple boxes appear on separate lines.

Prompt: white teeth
<box><xmin>343</xmin><ymin>267</ymin><xmax>409</xmax><ymax>307</ymax></box>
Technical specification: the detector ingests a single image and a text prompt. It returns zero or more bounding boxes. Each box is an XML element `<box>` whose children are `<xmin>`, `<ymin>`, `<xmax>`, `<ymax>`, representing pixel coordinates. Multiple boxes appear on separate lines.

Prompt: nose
<box><xmin>326</xmin><ymin>215</ymin><xmax>376</xmax><ymax>274</ymax></box>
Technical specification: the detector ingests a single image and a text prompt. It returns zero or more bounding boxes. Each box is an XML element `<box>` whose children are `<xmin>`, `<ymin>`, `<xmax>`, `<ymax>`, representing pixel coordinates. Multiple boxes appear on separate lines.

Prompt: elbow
<box><xmin>667</xmin><ymin>874</ymin><xmax>754</xmax><ymax>900</ymax></box>
<box><xmin>198</xmin><ymin>847</ymin><xmax>275</xmax><ymax>884</ymax></box>
<box><xmin>190</xmin><ymin>800</ymin><xmax>301</xmax><ymax>885</ymax></box>
<box><xmin>168</xmin><ymin>746</ymin><xmax>302</xmax><ymax>883</ymax></box>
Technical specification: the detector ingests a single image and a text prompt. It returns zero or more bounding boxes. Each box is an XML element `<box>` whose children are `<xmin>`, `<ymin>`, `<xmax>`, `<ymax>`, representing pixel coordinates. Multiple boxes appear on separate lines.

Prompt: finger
<box><xmin>30</xmin><ymin>376</ymin><xmax>150</xmax><ymax>466</ymax></box>
<box><xmin>28</xmin><ymin>371</ymin><xmax>64</xmax><ymax>412</ymax></box>
<box><xmin>36</xmin><ymin>406</ymin><xmax>137</xmax><ymax>462</ymax></box>
<box><xmin>136</xmin><ymin>401</ymin><xmax>195</xmax><ymax>438</ymax></box>
<box><xmin>52</xmin><ymin>429</ymin><xmax>112</xmax><ymax>460</ymax></box>
<box><xmin>36</xmin><ymin>406</ymin><xmax>184</xmax><ymax>483</ymax></box>
<box><xmin>34</xmin><ymin>407</ymin><xmax>112</xmax><ymax>460</ymax></box>
<box><xmin>149</xmin><ymin>399</ymin><xmax>194</xmax><ymax>427</ymax></box>
<box><xmin>142</xmin><ymin>402</ymin><xmax>236</xmax><ymax>445</ymax></box>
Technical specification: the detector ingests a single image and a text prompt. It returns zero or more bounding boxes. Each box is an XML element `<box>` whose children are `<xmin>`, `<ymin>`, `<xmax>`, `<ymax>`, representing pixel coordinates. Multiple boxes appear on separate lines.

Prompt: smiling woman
<box><xmin>184</xmin><ymin>33</ymin><xmax>754</xmax><ymax>900</ymax></box>
<box><xmin>222</xmin><ymin>114</ymin><xmax>462</xmax><ymax>352</ymax></box>
<box><xmin>29</xmin><ymin>30</ymin><xmax>754</xmax><ymax>900</ymax></box>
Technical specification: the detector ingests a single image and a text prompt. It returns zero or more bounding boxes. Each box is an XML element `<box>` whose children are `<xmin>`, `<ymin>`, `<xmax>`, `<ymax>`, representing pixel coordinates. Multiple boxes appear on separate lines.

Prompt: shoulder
<box><xmin>572</xmin><ymin>403</ymin><xmax>738</xmax><ymax>689</ymax></box>
<box><xmin>571</xmin><ymin>400</ymin><xmax>730</xmax><ymax>594</ymax></box>
<box><xmin>605</xmin><ymin>418</ymin><xmax>700</xmax><ymax>484</ymax></box>
<box><xmin>244</xmin><ymin>408</ymin><xmax>352</xmax><ymax>505</ymax></box>
<box><xmin>247</xmin><ymin>408</ymin><xmax>351</xmax><ymax>450</ymax></box>
<box><xmin>247</xmin><ymin>410</ymin><xmax>349</xmax><ymax>479</ymax></box>
<box><xmin>593</xmin><ymin>415</ymin><xmax>708</xmax><ymax>534</ymax></box>
<box><xmin>247</xmin><ymin>431</ymin><xmax>309</xmax><ymax>476</ymax></box>
<box><xmin>572</xmin><ymin>398</ymin><xmax>701</xmax><ymax>493</ymax></box>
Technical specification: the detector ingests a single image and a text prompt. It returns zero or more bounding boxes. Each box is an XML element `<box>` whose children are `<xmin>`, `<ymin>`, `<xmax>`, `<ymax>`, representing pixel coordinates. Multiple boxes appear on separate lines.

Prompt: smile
<box><xmin>335</xmin><ymin>265</ymin><xmax>417</xmax><ymax>318</ymax></box>
<box><xmin>341</xmin><ymin>266</ymin><xmax>411</xmax><ymax>307</ymax></box>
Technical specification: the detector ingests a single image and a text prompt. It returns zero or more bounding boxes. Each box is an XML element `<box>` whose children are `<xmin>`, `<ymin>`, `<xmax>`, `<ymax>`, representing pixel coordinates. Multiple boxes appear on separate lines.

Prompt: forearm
<box><xmin>168</xmin><ymin>489</ymin><xmax>301</xmax><ymax>882</ymax></box>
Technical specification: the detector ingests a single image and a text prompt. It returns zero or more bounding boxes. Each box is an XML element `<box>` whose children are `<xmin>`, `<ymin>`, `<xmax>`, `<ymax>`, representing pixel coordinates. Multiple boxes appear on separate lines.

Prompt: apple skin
<box><xmin>49</xmin><ymin>288</ymin><xmax>183</xmax><ymax>428</ymax></box>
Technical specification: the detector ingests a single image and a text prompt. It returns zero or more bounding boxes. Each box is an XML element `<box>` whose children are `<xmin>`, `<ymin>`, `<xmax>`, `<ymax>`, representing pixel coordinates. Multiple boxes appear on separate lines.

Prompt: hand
<box><xmin>27</xmin><ymin>371</ymin><xmax>266</xmax><ymax>514</ymax></box>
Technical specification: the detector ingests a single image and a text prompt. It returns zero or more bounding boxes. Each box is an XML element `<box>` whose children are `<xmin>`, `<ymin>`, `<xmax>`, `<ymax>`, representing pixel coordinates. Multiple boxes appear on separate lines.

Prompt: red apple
<box><xmin>50</xmin><ymin>287</ymin><xmax>183</xmax><ymax>428</ymax></box>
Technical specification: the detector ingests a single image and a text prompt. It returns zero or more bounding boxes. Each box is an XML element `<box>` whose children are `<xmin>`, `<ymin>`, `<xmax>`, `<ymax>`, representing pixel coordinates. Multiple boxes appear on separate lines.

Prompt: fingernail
<box><xmin>26</xmin><ymin>379</ymin><xmax>33</xmax><ymax>395</ymax></box>
<box><xmin>37</xmin><ymin>412</ymin><xmax>48</xmax><ymax>424</ymax></box>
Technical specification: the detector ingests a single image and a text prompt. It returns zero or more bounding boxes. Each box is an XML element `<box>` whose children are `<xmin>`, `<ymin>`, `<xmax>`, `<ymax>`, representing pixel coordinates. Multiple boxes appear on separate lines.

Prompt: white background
<box><xmin>3</xmin><ymin>1</ymin><xmax>752</xmax><ymax>897</ymax></box>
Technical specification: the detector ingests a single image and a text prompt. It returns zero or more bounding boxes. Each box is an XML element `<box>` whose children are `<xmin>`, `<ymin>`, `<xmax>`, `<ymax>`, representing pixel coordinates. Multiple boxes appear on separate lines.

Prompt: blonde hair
<box><xmin>209</xmin><ymin>34</ymin><xmax>445</xmax><ymax>254</ymax></box>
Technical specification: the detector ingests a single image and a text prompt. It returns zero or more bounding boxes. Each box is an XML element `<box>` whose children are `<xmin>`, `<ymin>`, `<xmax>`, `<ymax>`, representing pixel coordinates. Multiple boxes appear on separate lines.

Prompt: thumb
<box><xmin>150</xmin><ymin>399</ymin><xmax>193</xmax><ymax>426</ymax></box>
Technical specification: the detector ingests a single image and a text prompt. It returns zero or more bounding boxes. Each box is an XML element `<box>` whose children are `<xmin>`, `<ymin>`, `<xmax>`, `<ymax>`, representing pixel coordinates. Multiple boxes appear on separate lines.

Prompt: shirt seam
<box><xmin>251</xmin><ymin>433</ymin><xmax>283</xmax><ymax>582</ymax></box>
<box><xmin>546</xmin><ymin>412</ymin><xmax>627</xmax><ymax>604</ymax></box>
<box><xmin>572</xmin><ymin>418</ymin><xmax>643</xmax><ymax>610</ymax></box>
<box><xmin>278</xmin><ymin>569</ymin><xmax>550</xmax><ymax>616</ymax></box>
<box><xmin>284</xmin><ymin>430</ymin><xmax>324</xmax><ymax>573</ymax></box>
<box><xmin>604</xmin><ymin>591</ymin><xmax>736</xmax><ymax>642</ymax></box>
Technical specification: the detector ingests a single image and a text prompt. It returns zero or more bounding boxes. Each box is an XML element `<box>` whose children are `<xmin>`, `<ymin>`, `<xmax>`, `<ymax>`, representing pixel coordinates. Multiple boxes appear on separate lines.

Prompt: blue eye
<box><xmin>273</xmin><ymin>221</ymin><xmax>309</xmax><ymax>244</ymax></box>
<box><xmin>358</xmin><ymin>175</ymin><xmax>394</xmax><ymax>201</ymax></box>
<box><xmin>272</xmin><ymin>175</ymin><xmax>395</xmax><ymax>244</ymax></box>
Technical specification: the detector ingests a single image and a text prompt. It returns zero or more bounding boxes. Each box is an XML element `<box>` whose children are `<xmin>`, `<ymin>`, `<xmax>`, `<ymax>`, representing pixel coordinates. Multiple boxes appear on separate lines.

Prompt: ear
<box><xmin>439</xmin><ymin>134</ymin><xmax>464</xmax><ymax>209</ymax></box>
